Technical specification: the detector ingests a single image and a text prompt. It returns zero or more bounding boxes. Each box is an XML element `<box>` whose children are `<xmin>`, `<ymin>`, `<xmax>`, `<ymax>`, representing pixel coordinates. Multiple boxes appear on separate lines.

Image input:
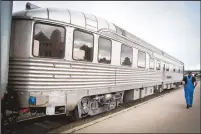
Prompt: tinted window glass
<box><xmin>121</xmin><ymin>45</ymin><xmax>133</xmax><ymax>66</ymax></box>
<box><xmin>181</xmin><ymin>67</ymin><xmax>183</xmax><ymax>73</ymax></box>
<box><xmin>156</xmin><ymin>61</ymin><xmax>161</xmax><ymax>70</ymax></box>
<box><xmin>166</xmin><ymin>64</ymin><xmax>169</xmax><ymax>71</ymax></box>
<box><xmin>138</xmin><ymin>51</ymin><xmax>146</xmax><ymax>68</ymax></box>
<box><xmin>149</xmin><ymin>59</ymin><xmax>155</xmax><ymax>69</ymax></box>
<box><xmin>73</xmin><ymin>30</ymin><xmax>94</xmax><ymax>62</ymax></box>
<box><xmin>173</xmin><ymin>66</ymin><xmax>176</xmax><ymax>72</ymax></box>
<box><xmin>33</xmin><ymin>23</ymin><xmax>65</xmax><ymax>58</ymax></box>
<box><xmin>98</xmin><ymin>37</ymin><xmax>112</xmax><ymax>64</ymax></box>
<box><xmin>163</xmin><ymin>64</ymin><xmax>165</xmax><ymax>71</ymax></box>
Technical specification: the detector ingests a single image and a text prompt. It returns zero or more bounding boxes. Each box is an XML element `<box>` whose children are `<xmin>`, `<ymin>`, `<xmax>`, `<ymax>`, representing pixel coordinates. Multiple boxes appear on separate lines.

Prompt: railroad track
<box><xmin>3</xmin><ymin>87</ymin><xmax>180</xmax><ymax>134</ymax></box>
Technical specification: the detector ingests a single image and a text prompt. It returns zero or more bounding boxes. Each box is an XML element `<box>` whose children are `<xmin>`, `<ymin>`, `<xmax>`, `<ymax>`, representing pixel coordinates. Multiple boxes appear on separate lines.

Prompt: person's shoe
<box><xmin>186</xmin><ymin>105</ymin><xmax>190</xmax><ymax>109</ymax></box>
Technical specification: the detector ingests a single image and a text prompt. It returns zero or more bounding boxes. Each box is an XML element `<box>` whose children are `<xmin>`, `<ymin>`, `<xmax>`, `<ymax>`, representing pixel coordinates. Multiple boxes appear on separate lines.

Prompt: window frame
<box><xmin>156</xmin><ymin>60</ymin><xmax>161</xmax><ymax>70</ymax></box>
<box><xmin>97</xmin><ymin>36</ymin><xmax>112</xmax><ymax>64</ymax></box>
<box><xmin>137</xmin><ymin>50</ymin><xmax>146</xmax><ymax>68</ymax></box>
<box><xmin>180</xmin><ymin>67</ymin><xmax>183</xmax><ymax>73</ymax></box>
<box><xmin>32</xmin><ymin>22</ymin><xmax>66</xmax><ymax>59</ymax></box>
<box><xmin>120</xmin><ymin>44</ymin><xmax>133</xmax><ymax>66</ymax></box>
<box><xmin>149</xmin><ymin>58</ymin><xmax>155</xmax><ymax>70</ymax></box>
<box><xmin>173</xmin><ymin>65</ymin><xmax>176</xmax><ymax>72</ymax></box>
<box><xmin>72</xmin><ymin>29</ymin><xmax>94</xmax><ymax>62</ymax></box>
<box><xmin>163</xmin><ymin>63</ymin><xmax>166</xmax><ymax>71</ymax></box>
<box><xmin>166</xmin><ymin>63</ymin><xmax>169</xmax><ymax>72</ymax></box>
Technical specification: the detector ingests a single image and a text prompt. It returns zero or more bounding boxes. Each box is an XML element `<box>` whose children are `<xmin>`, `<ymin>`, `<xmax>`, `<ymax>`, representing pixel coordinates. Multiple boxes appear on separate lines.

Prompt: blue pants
<box><xmin>184</xmin><ymin>89</ymin><xmax>194</xmax><ymax>106</ymax></box>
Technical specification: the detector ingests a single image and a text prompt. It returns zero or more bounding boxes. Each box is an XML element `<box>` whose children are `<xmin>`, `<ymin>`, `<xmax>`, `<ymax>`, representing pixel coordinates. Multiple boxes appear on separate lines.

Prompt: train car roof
<box><xmin>12</xmin><ymin>7</ymin><xmax>184</xmax><ymax>66</ymax></box>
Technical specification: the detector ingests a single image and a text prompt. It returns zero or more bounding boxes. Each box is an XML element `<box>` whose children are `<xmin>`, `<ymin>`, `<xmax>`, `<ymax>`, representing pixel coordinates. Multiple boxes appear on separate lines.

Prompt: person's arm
<box><xmin>194</xmin><ymin>77</ymin><xmax>198</xmax><ymax>88</ymax></box>
<box><xmin>195</xmin><ymin>81</ymin><xmax>198</xmax><ymax>87</ymax></box>
<box><xmin>182</xmin><ymin>76</ymin><xmax>186</xmax><ymax>85</ymax></box>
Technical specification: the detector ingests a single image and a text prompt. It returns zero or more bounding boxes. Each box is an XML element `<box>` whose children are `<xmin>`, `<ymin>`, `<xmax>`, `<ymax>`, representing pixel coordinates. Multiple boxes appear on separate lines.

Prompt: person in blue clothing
<box><xmin>182</xmin><ymin>71</ymin><xmax>198</xmax><ymax>109</ymax></box>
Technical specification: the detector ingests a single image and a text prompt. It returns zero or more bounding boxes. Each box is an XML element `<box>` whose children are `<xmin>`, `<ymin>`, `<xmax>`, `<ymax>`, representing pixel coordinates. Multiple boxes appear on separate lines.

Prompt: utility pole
<box><xmin>0</xmin><ymin>1</ymin><xmax>13</xmax><ymax>133</ymax></box>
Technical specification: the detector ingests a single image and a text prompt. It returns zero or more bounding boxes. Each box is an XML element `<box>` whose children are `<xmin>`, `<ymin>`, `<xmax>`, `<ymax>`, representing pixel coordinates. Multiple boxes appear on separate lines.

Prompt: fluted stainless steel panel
<box><xmin>8</xmin><ymin>58</ymin><xmax>115</xmax><ymax>91</ymax></box>
<box><xmin>8</xmin><ymin>58</ymin><xmax>181</xmax><ymax>92</ymax></box>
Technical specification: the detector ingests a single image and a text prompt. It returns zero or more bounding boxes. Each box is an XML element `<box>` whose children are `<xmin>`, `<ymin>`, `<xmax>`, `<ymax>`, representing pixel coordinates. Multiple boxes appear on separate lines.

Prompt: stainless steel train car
<box><xmin>4</xmin><ymin>3</ymin><xmax>184</xmax><ymax>120</ymax></box>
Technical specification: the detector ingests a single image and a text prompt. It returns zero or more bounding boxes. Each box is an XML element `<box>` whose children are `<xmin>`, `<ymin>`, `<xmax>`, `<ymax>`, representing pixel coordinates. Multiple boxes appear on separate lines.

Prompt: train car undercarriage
<box><xmin>1</xmin><ymin>82</ymin><xmax>182</xmax><ymax>127</ymax></box>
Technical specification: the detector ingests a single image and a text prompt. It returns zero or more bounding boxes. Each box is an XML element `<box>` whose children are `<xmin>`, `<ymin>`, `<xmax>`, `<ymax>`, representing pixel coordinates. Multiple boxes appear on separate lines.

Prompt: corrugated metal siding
<box><xmin>8</xmin><ymin>58</ymin><xmax>172</xmax><ymax>92</ymax></box>
<box><xmin>116</xmin><ymin>68</ymin><xmax>162</xmax><ymax>86</ymax></box>
<box><xmin>8</xmin><ymin>58</ymin><xmax>115</xmax><ymax>91</ymax></box>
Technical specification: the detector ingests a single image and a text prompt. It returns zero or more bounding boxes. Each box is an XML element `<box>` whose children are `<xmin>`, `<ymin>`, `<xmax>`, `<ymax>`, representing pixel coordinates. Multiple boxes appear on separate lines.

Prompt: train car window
<box><xmin>179</xmin><ymin>67</ymin><xmax>181</xmax><ymax>73</ymax></box>
<box><xmin>169</xmin><ymin>64</ymin><xmax>171</xmax><ymax>72</ymax></box>
<box><xmin>156</xmin><ymin>61</ymin><xmax>161</xmax><ymax>70</ymax></box>
<box><xmin>137</xmin><ymin>50</ymin><xmax>146</xmax><ymax>68</ymax></box>
<box><xmin>149</xmin><ymin>59</ymin><xmax>155</xmax><ymax>69</ymax></box>
<box><xmin>166</xmin><ymin>64</ymin><xmax>169</xmax><ymax>71</ymax></box>
<box><xmin>33</xmin><ymin>23</ymin><xmax>65</xmax><ymax>58</ymax></box>
<box><xmin>121</xmin><ymin>44</ymin><xmax>133</xmax><ymax>66</ymax></box>
<box><xmin>163</xmin><ymin>64</ymin><xmax>165</xmax><ymax>71</ymax></box>
<box><xmin>73</xmin><ymin>30</ymin><xmax>94</xmax><ymax>62</ymax></box>
<box><xmin>173</xmin><ymin>67</ymin><xmax>175</xmax><ymax>72</ymax></box>
<box><xmin>98</xmin><ymin>37</ymin><xmax>112</xmax><ymax>64</ymax></box>
<box><xmin>145</xmin><ymin>88</ymin><xmax>147</xmax><ymax>94</ymax></box>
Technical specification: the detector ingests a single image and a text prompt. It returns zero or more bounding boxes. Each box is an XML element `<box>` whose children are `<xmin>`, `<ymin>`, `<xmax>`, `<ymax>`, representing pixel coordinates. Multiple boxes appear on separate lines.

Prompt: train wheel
<box><xmin>107</xmin><ymin>99</ymin><xmax>117</xmax><ymax>111</ymax></box>
<box><xmin>71</xmin><ymin>106</ymin><xmax>81</xmax><ymax>121</ymax></box>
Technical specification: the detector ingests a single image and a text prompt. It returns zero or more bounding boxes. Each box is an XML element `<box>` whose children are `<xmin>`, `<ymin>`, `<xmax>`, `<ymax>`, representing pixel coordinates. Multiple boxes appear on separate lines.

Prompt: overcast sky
<box><xmin>13</xmin><ymin>1</ymin><xmax>200</xmax><ymax>70</ymax></box>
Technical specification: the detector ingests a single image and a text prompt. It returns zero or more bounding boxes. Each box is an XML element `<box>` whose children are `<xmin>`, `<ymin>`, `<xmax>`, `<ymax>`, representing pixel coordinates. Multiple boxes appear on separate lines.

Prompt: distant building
<box><xmin>34</xmin><ymin>29</ymin><xmax>65</xmax><ymax>58</ymax></box>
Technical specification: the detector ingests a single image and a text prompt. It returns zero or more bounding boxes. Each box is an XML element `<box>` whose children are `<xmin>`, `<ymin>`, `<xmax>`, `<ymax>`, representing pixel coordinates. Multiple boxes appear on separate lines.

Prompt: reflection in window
<box><xmin>173</xmin><ymin>66</ymin><xmax>175</xmax><ymax>72</ymax></box>
<box><xmin>149</xmin><ymin>59</ymin><xmax>155</xmax><ymax>69</ymax></box>
<box><xmin>166</xmin><ymin>64</ymin><xmax>169</xmax><ymax>71</ymax></box>
<box><xmin>163</xmin><ymin>64</ymin><xmax>165</xmax><ymax>71</ymax></box>
<box><xmin>138</xmin><ymin>50</ymin><xmax>146</xmax><ymax>68</ymax></box>
<box><xmin>73</xmin><ymin>30</ymin><xmax>94</xmax><ymax>62</ymax></box>
<box><xmin>33</xmin><ymin>23</ymin><xmax>65</xmax><ymax>58</ymax></box>
<box><xmin>121</xmin><ymin>45</ymin><xmax>133</xmax><ymax>66</ymax></box>
<box><xmin>177</xmin><ymin>66</ymin><xmax>180</xmax><ymax>73</ymax></box>
<box><xmin>156</xmin><ymin>61</ymin><xmax>161</xmax><ymax>70</ymax></box>
<box><xmin>98</xmin><ymin>37</ymin><xmax>112</xmax><ymax>64</ymax></box>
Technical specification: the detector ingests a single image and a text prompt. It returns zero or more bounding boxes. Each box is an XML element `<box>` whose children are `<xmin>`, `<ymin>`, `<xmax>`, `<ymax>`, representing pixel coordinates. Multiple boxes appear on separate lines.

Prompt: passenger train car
<box><xmin>4</xmin><ymin>3</ymin><xmax>184</xmax><ymax>120</ymax></box>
